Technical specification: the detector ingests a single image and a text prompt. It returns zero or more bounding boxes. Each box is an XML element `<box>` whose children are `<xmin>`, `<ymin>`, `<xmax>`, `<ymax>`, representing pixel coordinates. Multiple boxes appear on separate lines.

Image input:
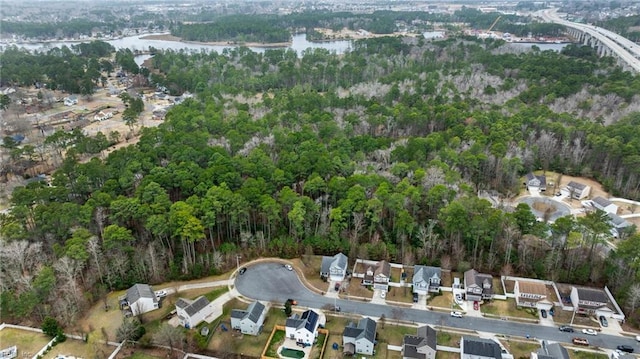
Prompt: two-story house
<box><xmin>176</xmin><ymin>296</ymin><xmax>216</xmax><ymax>329</ymax></box>
<box><xmin>514</xmin><ymin>280</ymin><xmax>552</xmax><ymax>310</ymax></box>
<box><xmin>230</xmin><ymin>301</ymin><xmax>267</xmax><ymax>335</ymax></box>
<box><xmin>343</xmin><ymin>317</ymin><xmax>377</xmax><ymax>355</ymax></box>
<box><xmin>124</xmin><ymin>283</ymin><xmax>159</xmax><ymax>316</ymax></box>
<box><xmin>564</xmin><ymin>181</ymin><xmax>590</xmax><ymax>200</ymax></box>
<box><xmin>570</xmin><ymin>286</ymin><xmax>612</xmax><ymax>316</ymax></box>
<box><xmin>413</xmin><ymin>266</ymin><xmax>442</xmax><ymax>295</ymax></box>
<box><xmin>591</xmin><ymin>197</ymin><xmax>618</xmax><ymax>214</ymax></box>
<box><xmin>403</xmin><ymin>325</ymin><xmax>437</xmax><ymax>359</ymax></box>
<box><xmin>464</xmin><ymin>269</ymin><xmax>493</xmax><ymax>302</ymax></box>
<box><xmin>461</xmin><ymin>336</ymin><xmax>503</xmax><ymax>359</ymax></box>
<box><xmin>320</xmin><ymin>253</ymin><xmax>348</xmax><ymax>282</ymax></box>
<box><xmin>286</xmin><ymin>310</ymin><xmax>320</xmax><ymax>346</ymax></box>
<box><xmin>525</xmin><ymin>173</ymin><xmax>546</xmax><ymax>192</ymax></box>
<box><xmin>363</xmin><ymin>260</ymin><xmax>391</xmax><ymax>292</ymax></box>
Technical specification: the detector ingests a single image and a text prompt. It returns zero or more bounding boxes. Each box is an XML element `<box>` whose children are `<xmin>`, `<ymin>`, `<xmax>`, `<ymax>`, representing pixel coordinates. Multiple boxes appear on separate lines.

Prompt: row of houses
<box><xmin>524</xmin><ymin>173</ymin><xmax>591</xmax><ymax>200</ymax></box>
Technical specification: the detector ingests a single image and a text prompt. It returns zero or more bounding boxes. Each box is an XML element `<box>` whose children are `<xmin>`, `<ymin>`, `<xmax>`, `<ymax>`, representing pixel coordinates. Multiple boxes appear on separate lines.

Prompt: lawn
<box><xmin>76</xmin><ymin>290</ymin><xmax>125</xmax><ymax>341</ymax></box>
<box><xmin>428</xmin><ymin>292</ymin><xmax>453</xmax><ymax>309</ymax></box>
<box><xmin>120</xmin><ymin>353</ymin><xmax>165</xmax><ymax>359</ymax></box>
<box><xmin>436</xmin><ymin>352</ymin><xmax>460</xmax><ymax>359</ymax></box>
<box><xmin>441</xmin><ymin>271</ymin><xmax>454</xmax><ymax>287</ymax></box>
<box><xmin>493</xmin><ymin>278</ymin><xmax>505</xmax><ymax>295</ymax></box>
<box><xmin>0</xmin><ymin>328</ymin><xmax>51</xmax><ymax>358</ymax></box>
<box><xmin>437</xmin><ymin>331</ymin><xmax>462</xmax><ymax>347</ymax></box>
<box><xmin>390</xmin><ymin>267</ymin><xmax>403</xmax><ymax>283</ymax></box>
<box><xmin>346</xmin><ymin>279</ymin><xmax>374</xmax><ymax>299</ymax></box>
<box><xmin>376</xmin><ymin>323</ymin><xmax>417</xmax><ymax>346</ymax></box>
<box><xmin>44</xmin><ymin>337</ymin><xmax>115</xmax><ymax>359</ymax></box>
<box><xmin>265</xmin><ymin>329</ymin><xmax>286</xmax><ymax>357</ymax></box>
<box><xmin>552</xmin><ymin>310</ymin><xmax>598</xmax><ymax>327</ymax></box>
<box><xmin>297</xmin><ymin>256</ymin><xmax>328</xmax><ymax>293</ymax></box>
<box><xmin>481</xmin><ymin>299</ymin><xmax>538</xmax><ymax>319</ymax></box>
<box><xmin>387</xmin><ymin>285</ymin><xmax>413</xmax><ymax>304</ymax></box>
<box><xmin>504</xmin><ymin>279</ymin><xmax>516</xmax><ymax>294</ymax></box>
<box><xmin>499</xmin><ymin>339</ymin><xmax>540</xmax><ymax>359</ymax></box>
<box><xmin>568</xmin><ymin>351</ymin><xmax>608</xmax><ymax>359</ymax></box>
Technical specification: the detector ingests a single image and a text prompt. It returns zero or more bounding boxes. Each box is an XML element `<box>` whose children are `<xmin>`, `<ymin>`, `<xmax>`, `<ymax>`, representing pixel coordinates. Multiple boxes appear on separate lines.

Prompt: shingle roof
<box><xmin>608</xmin><ymin>213</ymin><xmax>630</xmax><ymax>227</ymax></box>
<box><xmin>230</xmin><ymin>301</ymin><xmax>265</xmax><ymax>323</ymax></box>
<box><xmin>287</xmin><ymin>310</ymin><xmax>319</xmax><ymax>333</ymax></box>
<box><xmin>231</xmin><ymin>309</ymin><xmax>245</xmax><ymax>319</ymax></box>
<box><xmin>566</xmin><ymin>181</ymin><xmax>587</xmax><ymax>190</ymax></box>
<box><xmin>517</xmin><ymin>281</ymin><xmax>547</xmax><ymax>296</ymax></box>
<box><xmin>462</xmin><ymin>336</ymin><xmax>502</xmax><ymax>359</ymax></box>
<box><xmin>126</xmin><ymin>284</ymin><xmax>157</xmax><ymax>304</ymax></box>
<box><xmin>176</xmin><ymin>298</ymin><xmax>191</xmax><ymax>309</ymax></box>
<box><xmin>321</xmin><ymin>253</ymin><xmax>348</xmax><ymax>274</ymax></box>
<box><xmin>592</xmin><ymin>196</ymin><xmax>613</xmax><ymax>208</ymax></box>
<box><xmin>576</xmin><ymin>287</ymin><xmax>609</xmax><ymax>304</ymax></box>
<box><xmin>375</xmin><ymin>260</ymin><xmax>390</xmax><ymax>277</ymax></box>
<box><xmin>537</xmin><ymin>341</ymin><xmax>570</xmax><ymax>359</ymax></box>
<box><xmin>183</xmin><ymin>296</ymin><xmax>210</xmax><ymax>317</ymax></box>
<box><xmin>414</xmin><ymin>266</ymin><xmax>441</xmax><ymax>284</ymax></box>
<box><xmin>403</xmin><ymin>326</ymin><xmax>437</xmax><ymax>359</ymax></box>
<box><xmin>464</xmin><ymin>269</ymin><xmax>492</xmax><ymax>288</ymax></box>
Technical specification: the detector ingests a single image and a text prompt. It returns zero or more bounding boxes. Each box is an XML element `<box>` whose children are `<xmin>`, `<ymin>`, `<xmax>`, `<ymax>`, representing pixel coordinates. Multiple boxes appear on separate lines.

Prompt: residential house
<box><xmin>343</xmin><ymin>317</ymin><xmax>377</xmax><ymax>355</ymax></box>
<box><xmin>413</xmin><ymin>266</ymin><xmax>442</xmax><ymax>295</ymax></box>
<box><xmin>525</xmin><ymin>173</ymin><xmax>546</xmax><ymax>192</ymax></box>
<box><xmin>363</xmin><ymin>260</ymin><xmax>391</xmax><ymax>292</ymax></box>
<box><xmin>464</xmin><ymin>269</ymin><xmax>493</xmax><ymax>302</ymax></box>
<box><xmin>230</xmin><ymin>301</ymin><xmax>267</xmax><ymax>335</ymax></box>
<box><xmin>607</xmin><ymin>213</ymin><xmax>631</xmax><ymax>238</ymax></box>
<box><xmin>285</xmin><ymin>310</ymin><xmax>320</xmax><ymax>346</ymax></box>
<box><xmin>64</xmin><ymin>95</ymin><xmax>78</xmax><ymax>106</ymax></box>
<box><xmin>461</xmin><ymin>336</ymin><xmax>502</xmax><ymax>359</ymax></box>
<box><xmin>564</xmin><ymin>181</ymin><xmax>590</xmax><ymax>200</ymax></box>
<box><xmin>176</xmin><ymin>296</ymin><xmax>216</xmax><ymax>329</ymax></box>
<box><xmin>570</xmin><ymin>286</ymin><xmax>621</xmax><ymax>319</ymax></box>
<box><xmin>124</xmin><ymin>283</ymin><xmax>159</xmax><ymax>316</ymax></box>
<box><xmin>403</xmin><ymin>325</ymin><xmax>437</xmax><ymax>359</ymax></box>
<box><xmin>591</xmin><ymin>197</ymin><xmax>617</xmax><ymax>214</ymax></box>
<box><xmin>514</xmin><ymin>280</ymin><xmax>553</xmax><ymax>310</ymax></box>
<box><xmin>533</xmin><ymin>341</ymin><xmax>569</xmax><ymax>359</ymax></box>
<box><xmin>320</xmin><ymin>252</ymin><xmax>349</xmax><ymax>282</ymax></box>
<box><xmin>93</xmin><ymin>111</ymin><xmax>114</xmax><ymax>122</ymax></box>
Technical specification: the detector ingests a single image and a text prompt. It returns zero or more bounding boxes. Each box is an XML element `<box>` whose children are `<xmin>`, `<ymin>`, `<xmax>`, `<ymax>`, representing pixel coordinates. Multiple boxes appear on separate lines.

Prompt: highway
<box><xmin>236</xmin><ymin>262</ymin><xmax>640</xmax><ymax>352</ymax></box>
<box><xmin>537</xmin><ymin>9</ymin><xmax>640</xmax><ymax>72</ymax></box>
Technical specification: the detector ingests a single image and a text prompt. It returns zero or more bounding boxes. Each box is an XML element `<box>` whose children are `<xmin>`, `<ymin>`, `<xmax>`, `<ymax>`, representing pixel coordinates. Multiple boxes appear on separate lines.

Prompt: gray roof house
<box><xmin>363</xmin><ymin>260</ymin><xmax>391</xmax><ymax>291</ymax></box>
<box><xmin>464</xmin><ymin>269</ymin><xmax>493</xmax><ymax>302</ymax></box>
<box><xmin>413</xmin><ymin>266</ymin><xmax>442</xmax><ymax>295</ymax></box>
<box><xmin>564</xmin><ymin>181</ymin><xmax>590</xmax><ymax>199</ymax></box>
<box><xmin>461</xmin><ymin>336</ymin><xmax>503</xmax><ymax>359</ymax></box>
<box><xmin>534</xmin><ymin>341</ymin><xmax>569</xmax><ymax>359</ymax></box>
<box><xmin>569</xmin><ymin>286</ymin><xmax>625</xmax><ymax>321</ymax></box>
<box><xmin>403</xmin><ymin>325</ymin><xmax>437</xmax><ymax>359</ymax></box>
<box><xmin>286</xmin><ymin>310</ymin><xmax>320</xmax><ymax>345</ymax></box>
<box><xmin>591</xmin><ymin>197</ymin><xmax>618</xmax><ymax>214</ymax></box>
<box><xmin>525</xmin><ymin>173</ymin><xmax>546</xmax><ymax>191</ymax></box>
<box><xmin>607</xmin><ymin>212</ymin><xmax>632</xmax><ymax>238</ymax></box>
<box><xmin>125</xmin><ymin>283</ymin><xmax>159</xmax><ymax>316</ymax></box>
<box><xmin>320</xmin><ymin>252</ymin><xmax>348</xmax><ymax>282</ymax></box>
<box><xmin>176</xmin><ymin>296</ymin><xmax>216</xmax><ymax>329</ymax></box>
<box><xmin>230</xmin><ymin>301</ymin><xmax>267</xmax><ymax>335</ymax></box>
<box><xmin>343</xmin><ymin>317</ymin><xmax>377</xmax><ymax>355</ymax></box>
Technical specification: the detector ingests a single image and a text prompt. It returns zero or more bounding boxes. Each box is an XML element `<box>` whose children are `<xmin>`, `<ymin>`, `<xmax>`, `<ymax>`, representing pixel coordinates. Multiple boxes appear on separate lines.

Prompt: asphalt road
<box><xmin>236</xmin><ymin>262</ymin><xmax>640</xmax><ymax>351</ymax></box>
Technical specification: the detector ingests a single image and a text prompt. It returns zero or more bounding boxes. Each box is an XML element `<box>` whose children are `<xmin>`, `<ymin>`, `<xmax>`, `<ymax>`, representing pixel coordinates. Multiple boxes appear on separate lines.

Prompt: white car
<box><xmin>582</xmin><ymin>328</ymin><xmax>598</xmax><ymax>336</ymax></box>
<box><xmin>284</xmin><ymin>264</ymin><xmax>293</xmax><ymax>271</ymax></box>
<box><xmin>450</xmin><ymin>311</ymin><xmax>463</xmax><ymax>318</ymax></box>
<box><xmin>380</xmin><ymin>291</ymin><xmax>386</xmax><ymax>299</ymax></box>
<box><xmin>155</xmin><ymin>290</ymin><xmax>167</xmax><ymax>298</ymax></box>
<box><xmin>635</xmin><ymin>335</ymin><xmax>640</xmax><ymax>342</ymax></box>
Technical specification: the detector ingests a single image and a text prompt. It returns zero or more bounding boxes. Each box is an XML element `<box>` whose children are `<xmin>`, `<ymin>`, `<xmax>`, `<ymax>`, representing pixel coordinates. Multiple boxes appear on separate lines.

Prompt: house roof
<box><xmin>566</xmin><ymin>181</ymin><xmax>587</xmax><ymax>191</ymax></box>
<box><xmin>464</xmin><ymin>269</ymin><xmax>492</xmax><ymax>288</ymax></box>
<box><xmin>176</xmin><ymin>298</ymin><xmax>192</xmax><ymax>309</ymax></box>
<box><xmin>126</xmin><ymin>283</ymin><xmax>158</xmax><ymax>304</ymax></box>
<box><xmin>180</xmin><ymin>296</ymin><xmax>211</xmax><ymax>317</ymax></box>
<box><xmin>344</xmin><ymin>342</ymin><xmax>356</xmax><ymax>355</ymax></box>
<box><xmin>375</xmin><ymin>260</ymin><xmax>391</xmax><ymax>277</ymax></box>
<box><xmin>403</xmin><ymin>326</ymin><xmax>437</xmax><ymax>359</ymax></box>
<box><xmin>576</xmin><ymin>287</ymin><xmax>609</xmax><ymax>304</ymax></box>
<box><xmin>526</xmin><ymin>173</ymin><xmax>546</xmax><ymax>186</ymax></box>
<box><xmin>608</xmin><ymin>213</ymin><xmax>631</xmax><ymax>227</ymax></box>
<box><xmin>230</xmin><ymin>301</ymin><xmax>265</xmax><ymax>323</ymax></box>
<box><xmin>537</xmin><ymin>341</ymin><xmax>570</xmax><ymax>359</ymax></box>
<box><xmin>462</xmin><ymin>337</ymin><xmax>502</xmax><ymax>359</ymax></box>
<box><xmin>517</xmin><ymin>281</ymin><xmax>547</xmax><ymax>296</ymax></box>
<box><xmin>286</xmin><ymin>310</ymin><xmax>319</xmax><ymax>332</ymax></box>
<box><xmin>414</xmin><ymin>266</ymin><xmax>441</xmax><ymax>284</ymax></box>
<box><xmin>344</xmin><ymin>318</ymin><xmax>377</xmax><ymax>343</ymax></box>
<box><xmin>321</xmin><ymin>252</ymin><xmax>348</xmax><ymax>274</ymax></box>
<box><xmin>592</xmin><ymin>196</ymin><xmax>613</xmax><ymax>208</ymax></box>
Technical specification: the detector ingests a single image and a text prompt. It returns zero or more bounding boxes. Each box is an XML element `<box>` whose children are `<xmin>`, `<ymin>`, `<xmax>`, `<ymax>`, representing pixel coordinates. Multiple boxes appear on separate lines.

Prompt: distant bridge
<box><xmin>536</xmin><ymin>9</ymin><xmax>640</xmax><ymax>72</ymax></box>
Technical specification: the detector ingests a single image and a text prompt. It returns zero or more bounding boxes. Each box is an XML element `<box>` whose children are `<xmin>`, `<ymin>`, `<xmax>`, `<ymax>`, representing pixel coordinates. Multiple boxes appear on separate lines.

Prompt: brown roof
<box><xmin>517</xmin><ymin>281</ymin><xmax>547</xmax><ymax>296</ymax></box>
<box><xmin>375</xmin><ymin>260</ymin><xmax>390</xmax><ymax>277</ymax></box>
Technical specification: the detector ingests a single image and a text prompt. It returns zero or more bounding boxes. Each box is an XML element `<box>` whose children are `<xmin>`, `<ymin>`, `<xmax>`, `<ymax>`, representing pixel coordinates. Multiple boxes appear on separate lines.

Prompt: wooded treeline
<box><xmin>2</xmin><ymin>35</ymin><xmax>640</xmax><ymax>327</ymax></box>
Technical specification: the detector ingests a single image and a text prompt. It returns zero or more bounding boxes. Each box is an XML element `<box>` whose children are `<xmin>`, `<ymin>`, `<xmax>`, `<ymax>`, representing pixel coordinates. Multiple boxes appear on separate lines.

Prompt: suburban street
<box><xmin>236</xmin><ymin>262</ymin><xmax>640</xmax><ymax>351</ymax></box>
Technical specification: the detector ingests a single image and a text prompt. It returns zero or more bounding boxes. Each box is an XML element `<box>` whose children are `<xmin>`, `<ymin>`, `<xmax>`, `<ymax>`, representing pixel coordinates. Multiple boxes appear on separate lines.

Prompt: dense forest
<box><xmin>2</xmin><ymin>34</ymin><xmax>640</xmax><ymax>330</ymax></box>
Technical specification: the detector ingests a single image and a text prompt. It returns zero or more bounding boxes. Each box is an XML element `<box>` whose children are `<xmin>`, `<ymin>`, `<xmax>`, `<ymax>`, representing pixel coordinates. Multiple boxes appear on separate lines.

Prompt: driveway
<box><xmin>235</xmin><ymin>262</ymin><xmax>640</xmax><ymax>352</ymax></box>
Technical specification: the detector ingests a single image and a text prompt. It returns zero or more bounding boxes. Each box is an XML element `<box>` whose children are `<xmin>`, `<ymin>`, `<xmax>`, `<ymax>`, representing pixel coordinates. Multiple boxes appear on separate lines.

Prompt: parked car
<box><xmin>413</xmin><ymin>293</ymin><xmax>419</xmax><ymax>303</ymax></box>
<box><xmin>616</xmin><ymin>345</ymin><xmax>634</xmax><ymax>353</ymax></box>
<box><xmin>572</xmin><ymin>337</ymin><xmax>589</xmax><ymax>346</ymax></box>
<box><xmin>380</xmin><ymin>291</ymin><xmax>386</xmax><ymax>299</ymax></box>
<box><xmin>599</xmin><ymin>316</ymin><xmax>608</xmax><ymax>327</ymax></box>
<box><xmin>559</xmin><ymin>325</ymin><xmax>574</xmax><ymax>333</ymax></box>
<box><xmin>165</xmin><ymin>309</ymin><xmax>177</xmax><ymax>320</ymax></box>
<box><xmin>333</xmin><ymin>306</ymin><xmax>341</xmax><ymax>312</ymax></box>
<box><xmin>284</xmin><ymin>264</ymin><xmax>293</xmax><ymax>271</ymax></box>
<box><xmin>287</xmin><ymin>298</ymin><xmax>297</xmax><ymax>305</ymax></box>
<box><xmin>450</xmin><ymin>311</ymin><xmax>463</xmax><ymax>318</ymax></box>
<box><xmin>582</xmin><ymin>328</ymin><xmax>598</xmax><ymax>336</ymax></box>
<box><xmin>541</xmin><ymin>309</ymin><xmax>547</xmax><ymax>318</ymax></box>
<box><xmin>473</xmin><ymin>301</ymin><xmax>479</xmax><ymax>311</ymax></box>
<box><xmin>239</xmin><ymin>267</ymin><xmax>247</xmax><ymax>275</ymax></box>
<box><xmin>334</xmin><ymin>282</ymin><xmax>341</xmax><ymax>291</ymax></box>
<box><xmin>636</xmin><ymin>335</ymin><xmax>640</xmax><ymax>342</ymax></box>
<box><xmin>155</xmin><ymin>290</ymin><xmax>167</xmax><ymax>298</ymax></box>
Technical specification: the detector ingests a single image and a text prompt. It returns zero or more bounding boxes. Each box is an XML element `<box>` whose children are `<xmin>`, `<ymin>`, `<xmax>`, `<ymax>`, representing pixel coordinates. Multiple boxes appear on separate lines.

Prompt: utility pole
<box><xmin>236</xmin><ymin>255</ymin><xmax>241</xmax><ymax>271</ymax></box>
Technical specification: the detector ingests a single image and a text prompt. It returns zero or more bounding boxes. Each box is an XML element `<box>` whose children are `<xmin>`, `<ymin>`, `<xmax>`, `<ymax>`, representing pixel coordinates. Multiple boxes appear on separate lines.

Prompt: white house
<box><xmin>461</xmin><ymin>336</ymin><xmax>503</xmax><ymax>359</ymax></box>
<box><xmin>64</xmin><ymin>95</ymin><xmax>78</xmax><ymax>106</ymax></box>
<box><xmin>285</xmin><ymin>310</ymin><xmax>320</xmax><ymax>346</ymax></box>
<box><xmin>320</xmin><ymin>252</ymin><xmax>348</xmax><ymax>281</ymax></box>
<box><xmin>413</xmin><ymin>266</ymin><xmax>442</xmax><ymax>295</ymax></box>
<box><xmin>570</xmin><ymin>286</ymin><xmax>624</xmax><ymax>321</ymax></box>
<box><xmin>230</xmin><ymin>301</ymin><xmax>267</xmax><ymax>335</ymax></box>
<box><xmin>564</xmin><ymin>181</ymin><xmax>590</xmax><ymax>200</ymax></box>
<box><xmin>93</xmin><ymin>111</ymin><xmax>114</xmax><ymax>122</ymax></box>
<box><xmin>176</xmin><ymin>296</ymin><xmax>216</xmax><ymax>329</ymax></box>
<box><xmin>514</xmin><ymin>280</ymin><xmax>553</xmax><ymax>310</ymax></box>
<box><xmin>591</xmin><ymin>197</ymin><xmax>617</xmax><ymax>214</ymax></box>
<box><xmin>362</xmin><ymin>260</ymin><xmax>391</xmax><ymax>292</ymax></box>
<box><xmin>403</xmin><ymin>325</ymin><xmax>437</xmax><ymax>359</ymax></box>
<box><xmin>343</xmin><ymin>317</ymin><xmax>377</xmax><ymax>355</ymax></box>
<box><xmin>607</xmin><ymin>212</ymin><xmax>631</xmax><ymax>238</ymax></box>
<box><xmin>525</xmin><ymin>173</ymin><xmax>546</xmax><ymax>192</ymax></box>
<box><xmin>125</xmin><ymin>283</ymin><xmax>159</xmax><ymax>316</ymax></box>
<box><xmin>464</xmin><ymin>269</ymin><xmax>493</xmax><ymax>302</ymax></box>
